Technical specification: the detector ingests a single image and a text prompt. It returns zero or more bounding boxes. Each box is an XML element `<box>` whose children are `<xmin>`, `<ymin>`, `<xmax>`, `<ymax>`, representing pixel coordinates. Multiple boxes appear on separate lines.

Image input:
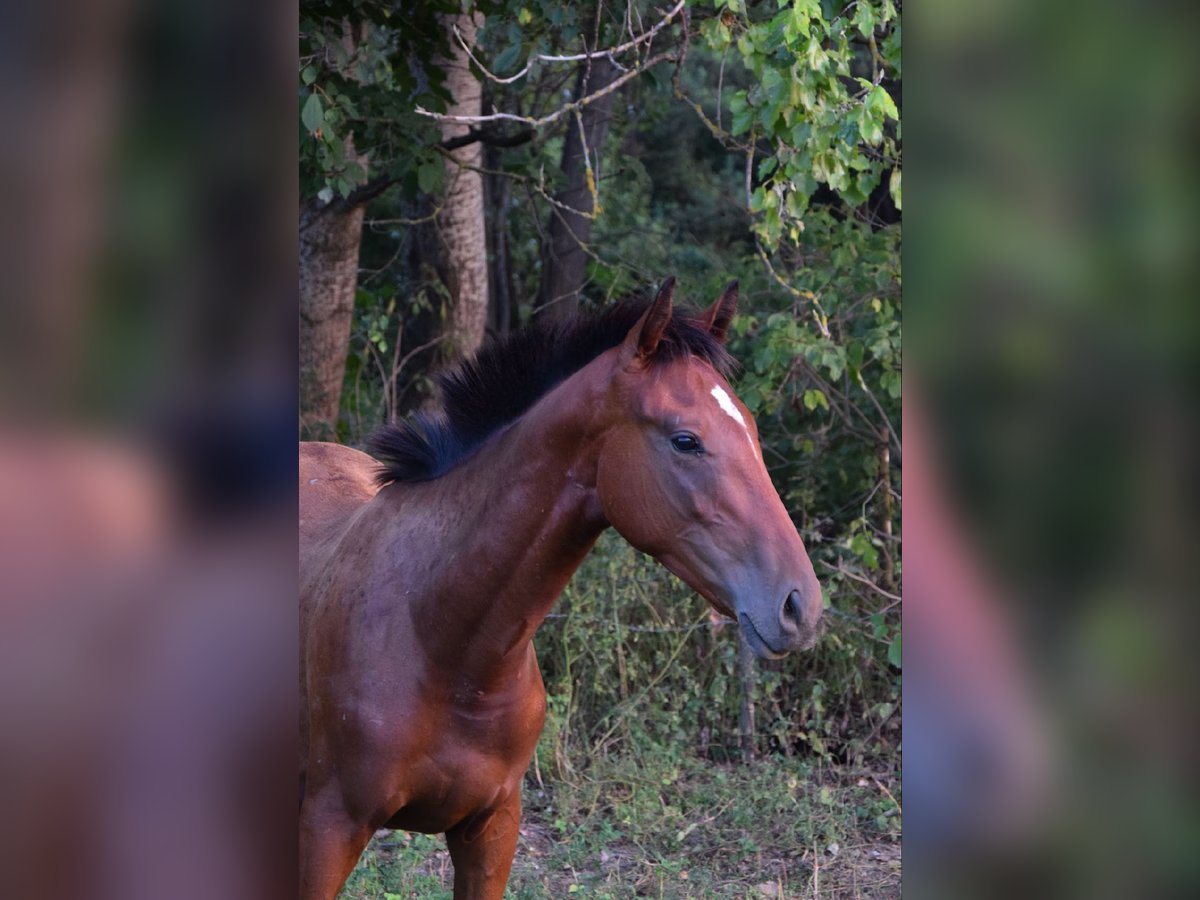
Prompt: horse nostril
<box><xmin>782</xmin><ymin>589</ymin><xmax>802</xmax><ymax>627</ymax></box>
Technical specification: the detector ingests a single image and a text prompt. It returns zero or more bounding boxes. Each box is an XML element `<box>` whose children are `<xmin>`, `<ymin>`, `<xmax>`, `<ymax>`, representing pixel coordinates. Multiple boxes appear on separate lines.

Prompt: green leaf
<box><xmin>301</xmin><ymin>93</ymin><xmax>324</xmax><ymax>134</ymax></box>
<box><xmin>887</xmin><ymin>635</ymin><xmax>902</xmax><ymax>669</ymax></box>
<box><xmin>882</xmin><ymin>23</ymin><xmax>902</xmax><ymax>72</ymax></box>
<box><xmin>494</xmin><ymin>44</ymin><xmax>521</xmax><ymax>74</ymax></box>
<box><xmin>325</xmin><ymin>134</ymin><xmax>344</xmax><ymax>164</ymax></box>
<box><xmin>821</xmin><ymin>346</ymin><xmax>846</xmax><ymax>380</ymax></box>
<box><xmin>858</xmin><ymin>105</ymin><xmax>883</xmax><ymax>146</ymax></box>
<box><xmin>868</xmin><ymin>85</ymin><xmax>899</xmax><ymax>120</ymax></box>
<box><xmin>787</xmin><ymin>2</ymin><xmax>812</xmax><ymax>40</ymax></box>
<box><xmin>841</xmin><ymin>181</ymin><xmax>868</xmax><ymax>207</ymax></box>
<box><xmin>417</xmin><ymin>160</ymin><xmax>440</xmax><ymax>194</ymax></box>
<box><xmin>301</xmin><ymin>65</ymin><xmax>317</xmax><ymax>85</ymax></box>
<box><xmin>805</xmin><ymin>35</ymin><xmax>827</xmax><ymax>71</ymax></box>
<box><xmin>762</xmin><ymin>67</ymin><xmax>786</xmax><ymax>104</ymax></box>
<box><xmin>881</xmin><ymin>368</ymin><xmax>901</xmax><ymax>399</ymax></box>
<box><xmin>753</xmin><ymin>345</ymin><xmax>773</xmax><ymax>373</ymax></box>
<box><xmin>854</xmin><ymin>1</ymin><xmax>877</xmax><ymax>38</ymax></box>
<box><xmin>731</xmin><ymin>106</ymin><xmax>754</xmax><ymax>137</ymax></box>
<box><xmin>803</xmin><ymin>389</ymin><xmax>829</xmax><ymax>411</ymax></box>
<box><xmin>889</xmin><ymin>167</ymin><xmax>902</xmax><ymax>210</ymax></box>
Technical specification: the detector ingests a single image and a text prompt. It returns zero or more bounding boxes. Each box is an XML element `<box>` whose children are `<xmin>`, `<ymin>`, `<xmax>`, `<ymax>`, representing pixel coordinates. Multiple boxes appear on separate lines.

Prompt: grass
<box><xmin>340</xmin><ymin>752</ymin><xmax>900</xmax><ymax>899</ymax></box>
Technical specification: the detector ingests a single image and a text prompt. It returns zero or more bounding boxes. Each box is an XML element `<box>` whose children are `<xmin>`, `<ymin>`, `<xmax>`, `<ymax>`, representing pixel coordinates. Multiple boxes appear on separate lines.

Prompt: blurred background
<box><xmin>907</xmin><ymin>0</ymin><xmax>1200</xmax><ymax>896</ymax></box>
<box><xmin>0</xmin><ymin>0</ymin><xmax>296</xmax><ymax>898</ymax></box>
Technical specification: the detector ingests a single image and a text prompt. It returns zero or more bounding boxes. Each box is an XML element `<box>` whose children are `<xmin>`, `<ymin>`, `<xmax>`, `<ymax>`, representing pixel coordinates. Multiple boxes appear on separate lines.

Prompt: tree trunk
<box><xmin>486</xmin><ymin>144</ymin><xmax>515</xmax><ymax>336</ymax></box>
<box><xmin>298</xmin><ymin>21</ymin><xmax>369</xmax><ymax>440</ymax></box>
<box><xmin>738</xmin><ymin>633</ymin><xmax>758</xmax><ymax>764</ymax></box>
<box><xmin>536</xmin><ymin>56</ymin><xmax>620</xmax><ymax>320</ymax></box>
<box><xmin>298</xmin><ymin>189</ymin><xmax>365</xmax><ymax>440</ymax></box>
<box><xmin>435</xmin><ymin>11</ymin><xmax>489</xmax><ymax>358</ymax></box>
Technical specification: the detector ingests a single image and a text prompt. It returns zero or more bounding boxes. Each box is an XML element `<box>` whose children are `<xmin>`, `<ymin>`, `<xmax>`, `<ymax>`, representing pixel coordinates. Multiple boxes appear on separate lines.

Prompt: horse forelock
<box><xmin>367</xmin><ymin>296</ymin><xmax>736</xmax><ymax>485</ymax></box>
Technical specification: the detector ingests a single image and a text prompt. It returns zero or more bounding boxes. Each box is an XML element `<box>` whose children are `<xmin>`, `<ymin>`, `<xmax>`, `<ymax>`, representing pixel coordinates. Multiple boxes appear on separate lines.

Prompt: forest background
<box><xmin>299</xmin><ymin>1</ymin><xmax>901</xmax><ymax>894</ymax></box>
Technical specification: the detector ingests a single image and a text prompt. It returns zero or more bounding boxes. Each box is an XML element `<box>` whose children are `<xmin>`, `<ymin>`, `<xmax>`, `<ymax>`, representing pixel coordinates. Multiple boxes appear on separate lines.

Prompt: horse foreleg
<box><xmin>445</xmin><ymin>789</ymin><xmax>522</xmax><ymax>900</ymax></box>
<box><xmin>298</xmin><ymin>790</ymin><xmax>374</xmax><ymax>900</ymax></box>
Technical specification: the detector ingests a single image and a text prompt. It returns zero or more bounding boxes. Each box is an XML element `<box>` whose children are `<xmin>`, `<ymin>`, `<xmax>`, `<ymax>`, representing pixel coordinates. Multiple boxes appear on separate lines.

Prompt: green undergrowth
<box><xmin>341</xmin><ymin>752</ymin><xmax>900</xmax><ymax>899</ymax></box>
<box><xmin>533</xmin><ymin>533</ymin><xmax>901</xmax><ymax>773</ymax></box>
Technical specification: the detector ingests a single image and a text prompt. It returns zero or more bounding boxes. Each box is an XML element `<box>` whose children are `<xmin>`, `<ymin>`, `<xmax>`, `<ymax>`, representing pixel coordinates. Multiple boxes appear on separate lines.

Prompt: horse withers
<box><xmin>299</xmin><ymin>278</ymin><xmax>823</xmax><ymax>899</ymax></box>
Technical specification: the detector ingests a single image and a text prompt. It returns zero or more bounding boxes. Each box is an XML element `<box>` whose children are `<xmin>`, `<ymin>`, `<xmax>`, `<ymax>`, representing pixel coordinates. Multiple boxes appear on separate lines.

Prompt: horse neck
<box><xmin>396</xmin><ymin>365</ymin><xmax>612</xmax><ymax>686</ymax></box>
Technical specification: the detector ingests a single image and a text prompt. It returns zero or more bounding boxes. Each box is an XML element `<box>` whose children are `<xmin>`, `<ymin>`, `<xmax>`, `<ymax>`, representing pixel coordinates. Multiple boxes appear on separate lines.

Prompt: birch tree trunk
<box><xmin>536</xmin><ymin>56</ymin><xmax>620</xmax><ymax>320</ymax></box>
<box><xmin>298</xmin><ymin>181</ymin><xmax>365</xmax><ymax>439</ymax></box>
<box><xmin>435</xmin><ymin>10</ymin><xmax>489</xmax><ymax>358</ymax></box>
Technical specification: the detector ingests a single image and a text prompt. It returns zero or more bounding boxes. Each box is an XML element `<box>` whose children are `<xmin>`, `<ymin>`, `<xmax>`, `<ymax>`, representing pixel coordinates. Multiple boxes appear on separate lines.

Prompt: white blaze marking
<box><xmin>710</xmin><ymin>385</ymin><xmax>744</xmax><ymax>426</ymax></box>
<box><xmin>710</xmin><ymin>385</ymin><xmax>757</xmax><ymax>451</ymax></box>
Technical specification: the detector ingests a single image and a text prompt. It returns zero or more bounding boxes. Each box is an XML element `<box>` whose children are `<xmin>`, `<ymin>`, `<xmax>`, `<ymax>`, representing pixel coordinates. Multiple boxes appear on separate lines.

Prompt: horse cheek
<box><xmin>596</xmin><ymin>441</ymin><xmax>663</xmax><ymax>553</ymax></box>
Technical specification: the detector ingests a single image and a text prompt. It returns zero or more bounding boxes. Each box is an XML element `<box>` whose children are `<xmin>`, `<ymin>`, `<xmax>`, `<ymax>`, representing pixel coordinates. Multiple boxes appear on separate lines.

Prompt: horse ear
<box><xmin>699</xmin><ymin>280</ymin><xmax>738</xmax><ymax>343</ymax></box>
<box><xmin>625</xmin><ymin>276</ymin><xmax>675</xmax><ymax>361</ymax></box>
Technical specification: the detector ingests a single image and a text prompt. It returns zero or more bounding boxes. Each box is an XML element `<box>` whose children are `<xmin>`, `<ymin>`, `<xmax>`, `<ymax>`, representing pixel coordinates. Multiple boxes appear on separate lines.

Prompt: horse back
<box><xmin>299</xmin><ymin>441</ymin><xmax>379</xmax><ymax>549</ymax></box>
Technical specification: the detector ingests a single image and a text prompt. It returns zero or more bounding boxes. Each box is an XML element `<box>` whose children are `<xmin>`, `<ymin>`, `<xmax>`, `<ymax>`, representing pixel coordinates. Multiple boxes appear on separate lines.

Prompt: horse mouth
<box><xmin>737</xmin><ymin>614</ymin><xmax>789</xmax><ymax>660</ymax></box>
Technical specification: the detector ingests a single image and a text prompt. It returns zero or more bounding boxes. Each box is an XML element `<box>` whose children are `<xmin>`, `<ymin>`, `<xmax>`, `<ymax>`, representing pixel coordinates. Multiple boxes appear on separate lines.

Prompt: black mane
<box><xmin>367</xmin><ymin>298</ymin><xmax>735</xmax><ymax>485</ymax></box>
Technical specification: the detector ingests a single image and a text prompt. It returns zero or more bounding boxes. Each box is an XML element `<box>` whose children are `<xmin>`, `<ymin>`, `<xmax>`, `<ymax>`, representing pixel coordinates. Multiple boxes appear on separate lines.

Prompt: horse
<box><xmin>298</xmin><ymin>278</ymin><xmax>824</xmax><ymax>899</ymax></box>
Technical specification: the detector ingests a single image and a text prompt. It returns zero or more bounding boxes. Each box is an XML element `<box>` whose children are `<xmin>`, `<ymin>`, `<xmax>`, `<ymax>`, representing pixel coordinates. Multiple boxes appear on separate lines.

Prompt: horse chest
<box><xmin>386</xmin><ymin>693</ymin><xmax>544</xmax><ymax>835</ymax></box>
<box><xmin>387</xmin><ymin>746</ymin><xmax>511</xmax><ymax>833</ymax></box>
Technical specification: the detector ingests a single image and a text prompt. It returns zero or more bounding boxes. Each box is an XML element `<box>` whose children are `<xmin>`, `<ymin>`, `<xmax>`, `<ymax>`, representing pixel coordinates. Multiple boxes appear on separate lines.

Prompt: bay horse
<box><xmin>299</xmin><ymin>278</ymin><xmax>824</xmax><ymax>899</ymax></box>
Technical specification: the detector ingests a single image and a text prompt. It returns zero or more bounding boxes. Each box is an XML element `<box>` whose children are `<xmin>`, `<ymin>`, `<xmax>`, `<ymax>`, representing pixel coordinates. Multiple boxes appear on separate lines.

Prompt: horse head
<box><xmin>593</xmin><ymin>278</ymin><xmax>824</xmax><ymax>658</ymax></box>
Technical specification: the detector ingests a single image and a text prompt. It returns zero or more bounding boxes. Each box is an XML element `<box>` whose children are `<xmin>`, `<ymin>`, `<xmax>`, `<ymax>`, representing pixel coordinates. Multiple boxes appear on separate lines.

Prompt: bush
<box><xmin>534</xmin><ymin>530</ymin><xmax>899</xmax><ymax>778</ymax></box>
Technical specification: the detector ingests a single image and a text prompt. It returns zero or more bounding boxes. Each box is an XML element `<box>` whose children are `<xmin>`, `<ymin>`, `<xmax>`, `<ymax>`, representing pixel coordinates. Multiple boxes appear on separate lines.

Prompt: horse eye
<box><xmin>670</xmin><ymin>433</ymin><xmax>703</xmax><ymax>454</ymax></box>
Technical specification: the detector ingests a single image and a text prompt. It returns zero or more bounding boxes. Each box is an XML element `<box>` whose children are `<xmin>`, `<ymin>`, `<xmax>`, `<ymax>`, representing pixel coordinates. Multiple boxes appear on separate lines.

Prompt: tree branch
<box><xmin>342</xmin><ymin>174</ymin><xmax>398</xmax><ymax>208</ymax></box>
<box><xmin>754</xmin><ymin>237</ymin><xmax>834</xmax><ymax>340</ymax></box>
<box><xmin>819</xmin><ymin>559</ymin><xmax>903</xmax><ymax>605</ymax></box>
<box><xmin>451</xmin><ymin>0</ymin><xmax>685</xmax><ymax>85</ymax></box>
<box><xmin>302</xmin><ymin>128</ymin><xmax>534</xmax><ymax>227</ymax></box>
<box><xmin>415</xmin><ymin>49</ymin><xmax>678</xmax><ymax>131</ymax></box>
<box><xmin>440</xmin><ymin>125</ymin><xmax>535</xmax><ymax>152</ymax></box>
<box><xmin>433</xmin><ymin>143</ymin><xmax>600</xmax><ymax>222</ymax></box>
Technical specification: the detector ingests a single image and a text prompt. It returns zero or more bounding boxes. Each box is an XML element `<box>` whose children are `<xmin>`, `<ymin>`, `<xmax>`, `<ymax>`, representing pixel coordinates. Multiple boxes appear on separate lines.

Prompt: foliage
<box><xmin>300</xmin><ymin>0</ymin><xmax>464</xmax><ymax>202</ymax></box>
<box><xmin>536</xmin><ymin>531</ymin><xmax>898</xmax><ymax>774</ymax></box>
<box><xmin>704</xmin><ymin>0</ymin><xmax>901</xmax><ymax>245</ymax></box>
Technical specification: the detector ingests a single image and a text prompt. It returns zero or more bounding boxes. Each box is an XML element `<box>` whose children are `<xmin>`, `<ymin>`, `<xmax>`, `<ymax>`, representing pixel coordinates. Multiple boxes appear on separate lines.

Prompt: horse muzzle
<box><xmin>737</xmin><ymin>586</ymin><xmax>825</xmax><ymax>659</ymax></box>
